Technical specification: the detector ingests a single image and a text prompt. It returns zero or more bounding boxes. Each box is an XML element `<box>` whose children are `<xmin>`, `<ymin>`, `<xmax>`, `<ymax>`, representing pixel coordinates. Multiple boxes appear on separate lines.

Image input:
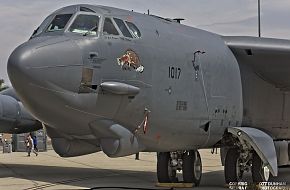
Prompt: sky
<box><xmin>1</xmin><ymin>0</ymin><xmax>290</xmax><ymax>85</ymax></box>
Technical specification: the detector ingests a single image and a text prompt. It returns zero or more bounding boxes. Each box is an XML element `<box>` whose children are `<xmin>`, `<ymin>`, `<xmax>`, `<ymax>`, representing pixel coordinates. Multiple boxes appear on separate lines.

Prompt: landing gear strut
<box><xmin>157</xmin><ymin>150</ymin><xmax>202</xmax><ymax>186</ymax></box>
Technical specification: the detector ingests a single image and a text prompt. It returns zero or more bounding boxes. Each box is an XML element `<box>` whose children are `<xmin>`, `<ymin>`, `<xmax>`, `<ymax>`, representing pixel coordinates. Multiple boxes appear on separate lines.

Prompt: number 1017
<box><xmin>169</xmin><ymin>67</ymin><xmax>181</xmax><ymax>79</ymax></box>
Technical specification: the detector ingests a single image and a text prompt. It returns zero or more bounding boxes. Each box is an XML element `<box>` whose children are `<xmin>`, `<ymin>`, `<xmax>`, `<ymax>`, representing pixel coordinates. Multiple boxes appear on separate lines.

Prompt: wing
<box><xmin>223</xmin><ymin>36</ymin><xmax>290</xmax><ymax>91</ymax></box>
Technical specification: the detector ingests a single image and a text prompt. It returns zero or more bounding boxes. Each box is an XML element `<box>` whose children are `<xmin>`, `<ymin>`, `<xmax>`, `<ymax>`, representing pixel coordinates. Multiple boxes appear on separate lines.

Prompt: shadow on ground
<box><xmin>0</xmin><ymin>163</ymin><xmax>289</xmax><ymax>190</ymax></box>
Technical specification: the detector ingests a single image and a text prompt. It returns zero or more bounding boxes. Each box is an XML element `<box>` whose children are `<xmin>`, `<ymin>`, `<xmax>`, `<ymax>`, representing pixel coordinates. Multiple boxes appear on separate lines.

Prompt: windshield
<box><xmin>103</xmin><ymin>18</ymin><xmax>119</xmax><ymax>35</ymax></box>
<box><xmin>126</xmin><ymin>21</ymin><xmax>141</xmax><ymax>38</ymax></box>
<box><xmin>46</xmin><ymin>14</ymin><xmax>72</xmax><ymax>32</ymax></box>
<box><xmin>69</xmin><ymin>14</ymin><xmax>100</xmax><ymax>35</ymax></box>
<box><xmin>30</xmin><ymin>15</ymin><xmax>53</xmax><ymax>38</ymax></box>
<box><xmin>114</xmin><ymin>18</ymin><xmax>132</xmax><ymax>38</ymax></box>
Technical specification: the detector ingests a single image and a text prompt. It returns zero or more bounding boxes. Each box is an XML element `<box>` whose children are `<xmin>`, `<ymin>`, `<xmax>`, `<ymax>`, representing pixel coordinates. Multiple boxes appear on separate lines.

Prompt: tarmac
<box><xmin>0</xmin><ymin>148</ymin><xmax>289</xmax><ymax>190</ymax></box>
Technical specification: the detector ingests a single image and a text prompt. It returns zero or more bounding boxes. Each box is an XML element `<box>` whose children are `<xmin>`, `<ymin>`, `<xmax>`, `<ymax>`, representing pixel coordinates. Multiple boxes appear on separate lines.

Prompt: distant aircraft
<box><xmin>2</xmin><ymin>4</ymin><xmax>290</xmax><ymax>186</ymax></box>
<box><xmin>0</xmin><ymin>88</ymin><xmax>41</xmax><ymax>133</ymax></box>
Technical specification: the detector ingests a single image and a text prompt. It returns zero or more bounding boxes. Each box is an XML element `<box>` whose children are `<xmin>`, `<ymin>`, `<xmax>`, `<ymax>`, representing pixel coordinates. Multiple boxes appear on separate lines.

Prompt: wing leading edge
<box><xmin>223</xmin><ymin>36</ymin><xmax>290</xmax><ymax>91</ymax></box>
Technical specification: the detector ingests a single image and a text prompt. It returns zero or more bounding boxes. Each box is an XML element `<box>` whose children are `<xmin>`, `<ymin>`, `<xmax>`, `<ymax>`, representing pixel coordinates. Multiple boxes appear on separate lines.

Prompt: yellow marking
<box><xmin>156</xmin><ymin>183</ymin><xmax>194</xmax><ymax>188</ymax></box>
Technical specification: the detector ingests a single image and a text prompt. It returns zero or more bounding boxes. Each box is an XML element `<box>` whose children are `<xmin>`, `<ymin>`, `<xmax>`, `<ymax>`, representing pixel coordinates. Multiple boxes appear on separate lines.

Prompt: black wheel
<box><xmin>225</xmin><ymin>148</ymin><xmax>243</xmax><ymax>183</ymax></box>
<box><xmin>157</xmin><ymin>152</ymin><xmax>177</xmax><ymax>183</ymax></box>
<box><xmin>182</xmin><ymin>150</ymin><xmax>202</xmax><ymax>186</ymax></box>
<box><xmin>252</xmin><ymin>152</ymin><xmax>270</xmax><ymax>182</ymax></box>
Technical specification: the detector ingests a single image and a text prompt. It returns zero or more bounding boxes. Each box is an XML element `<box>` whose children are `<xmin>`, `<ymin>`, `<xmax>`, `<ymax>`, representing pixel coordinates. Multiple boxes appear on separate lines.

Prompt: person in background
<box><xmin>135</xmin><ymin>152</ymin><xmax>140</xmax><ymax>160</ymax></box>
<box><xmin>25</xmin><ymin>134</ymin><xmax>38</xmax><ymax>157</ymax></box>
<box><xmin>25</xmin><ymin>135</ymin><xmax>31</xmax><ymax>156</ymax></box>
<box><xmin>25</xmin><ymin>136</ymin><xmax>29</xmax><ymax>153</ymax></box>
<box><xmin>32</xmin><ymin>134</ymin><xmax>38</xmax><ymax>152</ymax></box>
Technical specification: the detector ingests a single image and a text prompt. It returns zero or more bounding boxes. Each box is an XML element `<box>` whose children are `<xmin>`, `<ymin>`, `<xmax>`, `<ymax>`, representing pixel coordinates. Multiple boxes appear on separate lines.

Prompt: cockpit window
<box><xmin>113</xmin><ymin>18</ymin><xmax>133</xmax><ymax>38</ymax></box>
<box><xmin>126</xmin><ymin>21</ymin><xmax>141</xmax><ymax>38</ymax></box>
<box><xmin>69</xmin><ymin>14</ymin><xmax>100</xmax><ymax>35</ymax></box>
<box><xmin>46</xmin><ymin>14</ymin><xmax>72</xmax><ymax>32</ymax></box>
<box><xmin>103</xmin><ymin>18</ymin><xmax>119</xmax><ymax>35</ymax></box>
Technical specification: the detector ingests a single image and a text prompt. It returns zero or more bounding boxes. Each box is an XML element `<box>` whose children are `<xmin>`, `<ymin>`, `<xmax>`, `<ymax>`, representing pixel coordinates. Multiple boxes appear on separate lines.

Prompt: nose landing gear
<box><xmin>157</xmin><ymin>150</ymin><xmax>202</xmax><ymax>187</ymax></box>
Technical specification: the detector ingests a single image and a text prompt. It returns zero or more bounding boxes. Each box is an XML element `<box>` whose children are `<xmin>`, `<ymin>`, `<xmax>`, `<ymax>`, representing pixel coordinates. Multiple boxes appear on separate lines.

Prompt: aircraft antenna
<box><xmin>173</xmin><ymin>18</ymin><xmax>185</xmax><ymax>24</ymax></box>
<box><xmin>258</xmin><ymin>0</ymin><xmax>261</xmax><ymax>37</ymax></box>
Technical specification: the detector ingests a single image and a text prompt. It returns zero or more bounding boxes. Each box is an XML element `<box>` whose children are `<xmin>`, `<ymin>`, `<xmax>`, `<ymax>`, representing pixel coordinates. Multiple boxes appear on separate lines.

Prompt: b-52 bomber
<box><xmin>1</xmin><ymin>4</ymin><xmax>290</xmax><ymax>186</ymax></box>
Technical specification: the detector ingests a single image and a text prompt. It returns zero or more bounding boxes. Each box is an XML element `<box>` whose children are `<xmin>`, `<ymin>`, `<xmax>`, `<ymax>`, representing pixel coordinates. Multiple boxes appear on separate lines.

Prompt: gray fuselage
<box><xmin>7</xmin><ymin>4</ymin><xmax>290</xmax><ymax>156</ymax></box>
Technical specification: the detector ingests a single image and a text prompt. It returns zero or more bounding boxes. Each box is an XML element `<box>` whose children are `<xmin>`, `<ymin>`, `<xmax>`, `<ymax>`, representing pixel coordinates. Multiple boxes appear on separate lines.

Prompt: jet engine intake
<box><xmin>0</xmin><ymin>94</ymin><xmax>42</xmax><ymax>133</ymax></box>
<box><xmin>51</xmin><ymin>138</ymin><xmax>101</xmax><ymax>157</ymax></box>
<box><xmin>98</xmin><ymin>124</ymin><xmax>145</xmax><ymax>158</ymax></box>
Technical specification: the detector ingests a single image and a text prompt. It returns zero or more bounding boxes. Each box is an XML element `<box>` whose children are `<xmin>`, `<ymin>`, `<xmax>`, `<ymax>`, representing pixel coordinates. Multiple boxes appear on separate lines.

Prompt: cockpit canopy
<box><xmin>31</xmin><ymin>6</ymin><xmax>141</xmax><ymax>39</ymax></box>
<box><xmin>47</xmin><ymin>14</ymin><xmax>73</xmax><ymax>32</ymax></box>
<box><xmin>69</xmin><ymin>14</ymin><xmax>100</xmax><ymax>35</ymax></box>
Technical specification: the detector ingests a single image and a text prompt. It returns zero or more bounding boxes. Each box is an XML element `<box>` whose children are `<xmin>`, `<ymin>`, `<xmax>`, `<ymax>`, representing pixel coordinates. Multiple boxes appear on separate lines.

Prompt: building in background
<box><xmin>12</xmin><ymin>129</ymin><xmax>47</xmax><ymax>152</ymax></box>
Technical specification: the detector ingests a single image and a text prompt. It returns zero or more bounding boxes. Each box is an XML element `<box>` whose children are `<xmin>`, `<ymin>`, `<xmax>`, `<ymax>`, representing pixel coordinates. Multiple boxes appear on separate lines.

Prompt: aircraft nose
<box><xmin>7</xmin><ymin>44</ymin><xmax>35</xmax><ymax>86</ymax></box>
<box><xmin>8</xmin><ymin>38</ymin><xmax>83</xmax><ymax>94</ymax></box>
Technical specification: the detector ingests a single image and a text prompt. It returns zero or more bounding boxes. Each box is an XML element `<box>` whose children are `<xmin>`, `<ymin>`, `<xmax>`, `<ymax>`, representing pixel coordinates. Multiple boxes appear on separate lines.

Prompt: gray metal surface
<box><xmin>3</xmin><ymin>3</ymin><xmax>290</xmax><ymax>184</ymax></box>
<box><xmin>275</xmin><ymin>141</ymin><xmax>290</xmax><ymax>166</ymax></box>
<box><xmin>6</xmin><ymin>4</ymin><xmax>243</xmax><ymax>153</ymax></box>
<box><xmin>224</xmin><ymin>36</ymin><xmax>290</xmax><ymax>90</ymax></box>
<box><xmin>224</xmin><ymin>36</ymin><xmax>290</xmax><ymax>140</ymax></box>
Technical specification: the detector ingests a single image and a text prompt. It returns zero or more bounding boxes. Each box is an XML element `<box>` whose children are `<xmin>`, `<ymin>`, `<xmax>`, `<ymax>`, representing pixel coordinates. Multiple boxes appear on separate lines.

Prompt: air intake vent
<box><xmin>245</xmin><ymin>49</ymin><xmax>253</xmax><ymax>56</ymax></box>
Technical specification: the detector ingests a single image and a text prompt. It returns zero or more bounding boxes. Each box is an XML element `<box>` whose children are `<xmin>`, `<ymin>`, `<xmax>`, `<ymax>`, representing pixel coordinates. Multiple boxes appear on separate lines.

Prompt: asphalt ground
<box><xmin>0</xmin><ymin>148</ymin><xmax>289</xmax><ymax>190</ymax></box>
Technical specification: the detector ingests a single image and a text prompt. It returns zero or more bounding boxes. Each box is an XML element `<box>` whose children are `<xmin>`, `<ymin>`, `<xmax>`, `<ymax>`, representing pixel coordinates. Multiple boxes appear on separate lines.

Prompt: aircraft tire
<box><xmin>182</xmin><ymin>150</ymin><xmax>202</xmax><ymax>186</ymax></box>
<box><xmin>224</xmin><ymin>148</ymin><xmax>241</xmax><ymax>183</ymax></box>
<box><xmin>252</xmin><ymin>152</ymin><xmax>270</xmax><ymax>182</ymax></box>
<box><xmin>157</xmin><ymin>152</ymin><xmax>172</xmax><ymax>183</ymax></box>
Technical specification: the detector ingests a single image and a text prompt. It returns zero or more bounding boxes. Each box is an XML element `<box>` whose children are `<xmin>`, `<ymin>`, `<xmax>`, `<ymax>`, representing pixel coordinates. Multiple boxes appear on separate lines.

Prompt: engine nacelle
<box><xmin>0</xmin><ymin>94</ymin><xmax>42</xmax><ymax>133</ymax></box>
<box><xmin>51</xmin><ymin>138</ymin><xmax>101</xmax><ymax>157</ymax></box>
<box><xmin>99</xmin><ymin>124</ymin><xmax>145</xmax><ymax>158</ymax></box>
